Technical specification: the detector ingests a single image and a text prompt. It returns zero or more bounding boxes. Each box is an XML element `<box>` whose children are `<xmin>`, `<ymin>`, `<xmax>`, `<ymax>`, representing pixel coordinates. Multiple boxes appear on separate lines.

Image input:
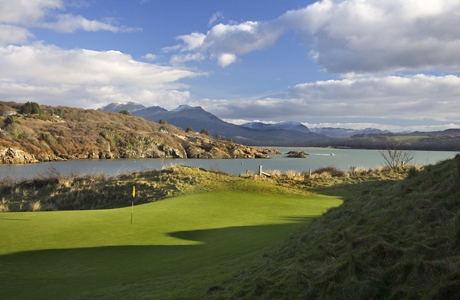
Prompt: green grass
<box><xmin>390</xmin><ymin>135</ymin><xmax>429</xmax><ymax>141</ymax></box>
<box><xmin>0</xmin><ymin>186</ymin><xmax>341</xmax><ymax>299</ymax></box>
<box><xmin>201</xmin><ymin>157</ymin><xmax>460</xmax><ymax>299</ymax></box>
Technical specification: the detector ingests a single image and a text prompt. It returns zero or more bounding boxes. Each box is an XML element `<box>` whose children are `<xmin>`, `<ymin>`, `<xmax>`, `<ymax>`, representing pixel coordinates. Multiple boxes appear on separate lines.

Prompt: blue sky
<box><xmin>1</xmin><ymin>0</ymin><xmax>460</xmax><ymax>132</ymax></box>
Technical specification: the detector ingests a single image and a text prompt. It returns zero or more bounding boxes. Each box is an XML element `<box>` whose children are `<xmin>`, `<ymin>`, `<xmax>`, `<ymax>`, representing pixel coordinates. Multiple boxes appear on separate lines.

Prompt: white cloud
<box><xmin>38</xmin><ymin>14</ymin><xmax>140</xmax><ymax>33</ymax></box>
<box><xmin>176</xmin><ymin>32</ymin><xmax>206</xmax><ymax>51</ymax></box>
<box><xmin>282</xmin><ymin>0</ymin><xmax>460</xmax><ymax>73</ymax></box>
<box><xmin>142</xmin><ymin>53</ymin><xmax>157</xmax><ymax>60</ymax></box>
<box><xmin>169</xmin><ymin>0</ymin><xmax>460</xmax><ymax>72</ymax></box>
<box><xmin>0</xmin><ymin>0</ymin><xmax>137</xmax><ymax>36</ymax></box>
<box><xmin>0</xmin><ymin>43</ymin><xmax>204</xmax><ymax>109</ymax></box>
<box><xmin>197</xmin><ymin>74</ymin><xmax>460</xmax><ymax>123</ymax></box>
<box><xmin>208</xmin><ymin>12</ymin><xmax>224</xmax><ymax>27</ymax></box>
<box><xmin>0</xmin><ymin>0</ymin><xmax>63</xmax><ymax>25</ymax></box>
<box><xmin>0</xmin><ymin>24</ymin><xmax>33</xmax><ymax>46</ymax></box>
<box><xmin>303</xmin><ymin>122</ymin><xmax>460</xmax><ymax>132</ymax></box>
<box><xmin>171</xmin><ymin>21</ymin><xmax>286</xmax><ymax>67</ymax></box>
<box><xmin>217</xmin><ymin>53</ymin><xmax>236</xmax><ymax>67</ymax></box>
<box><xmin>170</xmin><ymin>52</ymin><xmax>205</xmax><ymax>65</ymax></box>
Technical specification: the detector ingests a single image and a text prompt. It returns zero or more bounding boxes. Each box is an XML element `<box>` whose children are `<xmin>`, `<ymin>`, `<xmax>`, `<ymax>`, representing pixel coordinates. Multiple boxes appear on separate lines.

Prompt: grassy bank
<box><xmin>0</xmin><ymin>166</ymin><xmax>341</xmax><ymax>299</ymax></box>
<box><xmin>3</xmin><ymin>159</ymin><xmax>455</xmax><ymax>299</ymax></box>
<box><xmin>201</xmin><ymin>156</ymin><xmax>460</xmax><ymax>299</ymax></box>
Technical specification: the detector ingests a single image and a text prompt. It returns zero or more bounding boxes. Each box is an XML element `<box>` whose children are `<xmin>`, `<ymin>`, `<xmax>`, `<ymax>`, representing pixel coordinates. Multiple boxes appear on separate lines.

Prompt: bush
<box><xmin>200</xmin><ymin>128</ymin><xmax>210</xmax><ymax>136</ymax></box>
<box><xmin>4</xmin><ymin>115</ymin><xmax>20</xmax><ymax>125</ymax></box>
<box><xmin>313</xmin><ymin>166</ymin><xmax>345</xmax><ymax>177</ymax></box>
<box><xmin>119</xmin><ymin>110</ymin><xmax>130</xmax><ymax>116</ymax></box>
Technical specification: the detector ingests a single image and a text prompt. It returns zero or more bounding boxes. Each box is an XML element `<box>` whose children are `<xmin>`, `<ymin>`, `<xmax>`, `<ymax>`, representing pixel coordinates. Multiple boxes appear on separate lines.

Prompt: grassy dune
<box><xmin>202</xmin><ymin>156</ymin><xmax>460</xmax><ymax>299</ymax></box>
<box><xmin>4</xmin><ymin>159</ymin><xmax>456</xmax><ymax>299</ymax></box>
<box><xmin>0</xmin><ymin>176</ymin><xmax>341</xmax><ymax>299</ymax></box>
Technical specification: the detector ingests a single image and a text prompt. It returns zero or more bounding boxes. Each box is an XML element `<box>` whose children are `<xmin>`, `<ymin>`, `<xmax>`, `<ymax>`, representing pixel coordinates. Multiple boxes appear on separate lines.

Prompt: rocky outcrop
<box><xmin>285</xmin><ymin>151</ymin><xmax>309</xmax><ymax>158</ymax></box>
<box><xmin>0</xmin><ymin>148</ymin><xmax>39</xmax><ymax>164</ymax></box>
<box><xmin>0</xmin><ymin>139</ymin><xmax>276</xmax><ymax>164</ymax></box>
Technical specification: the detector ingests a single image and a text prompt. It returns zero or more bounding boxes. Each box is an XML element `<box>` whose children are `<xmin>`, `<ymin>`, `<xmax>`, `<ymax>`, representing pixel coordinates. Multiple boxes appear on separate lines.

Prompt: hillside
<box><xmin>99</xmin><ymin>103</ymin><xmax>326</xmax><ymax>146</ymax></box>
<box><xmin>0</xmin><ymin>101</ymin><xmax>276</xmax><ymax>164</ymax></box>
<box><xmin>201</xmin><ymin>156</ymin><xmax>460</xmax><ymax>299</ymax></box>
<box><xmin>304</xmin><ymin>132</ymin><xmax>460</xmax><ymax>151</ymax></box>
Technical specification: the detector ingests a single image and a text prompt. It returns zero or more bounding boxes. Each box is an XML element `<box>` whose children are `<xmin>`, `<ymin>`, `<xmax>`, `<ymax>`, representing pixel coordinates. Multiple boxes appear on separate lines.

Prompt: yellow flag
<box><xmin>132</xmin><ymin>186</ymin><xmax>136</xmax><ymax>197</ymax></box>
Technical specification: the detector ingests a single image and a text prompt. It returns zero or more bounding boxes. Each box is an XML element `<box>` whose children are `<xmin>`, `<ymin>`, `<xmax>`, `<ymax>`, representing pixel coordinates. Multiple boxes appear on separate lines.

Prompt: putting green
<box><xmin>0</xmin><ymin>190</ymin><xmax>341</xmax><ymax>299</ymax></box>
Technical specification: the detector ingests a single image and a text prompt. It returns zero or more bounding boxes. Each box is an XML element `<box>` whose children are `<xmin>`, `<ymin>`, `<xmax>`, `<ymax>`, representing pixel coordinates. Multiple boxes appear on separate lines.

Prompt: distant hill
<box><xmin>98</xmin><ymin>102</ymin><xmax>460</xmax><ymax>149</ymax></box>
<box><xmin>100</xmin><ymin>104</ymin><xmax>327</xmax><ymax>146</ymax></box>
<box><xmin>303</xmin><ymin>130</ymin><xmax>460</xmax><ymax>151</ymax></box>
<box><xmin>309</xmin><ymin>127</ymin><xmax>391</xmax><ymax>138</ymax></box>
<box><xmin>241</xmin><ymin>121</ymin><xmax>311</xmax><ymax>134</ymax></box>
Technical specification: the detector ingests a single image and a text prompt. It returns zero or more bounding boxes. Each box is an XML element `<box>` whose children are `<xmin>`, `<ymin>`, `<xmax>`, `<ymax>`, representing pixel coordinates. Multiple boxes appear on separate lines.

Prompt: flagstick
<box><xmin>131</xmin><ymin>186</ymin><xmax>135</xmax><ymax>224</ymax></box>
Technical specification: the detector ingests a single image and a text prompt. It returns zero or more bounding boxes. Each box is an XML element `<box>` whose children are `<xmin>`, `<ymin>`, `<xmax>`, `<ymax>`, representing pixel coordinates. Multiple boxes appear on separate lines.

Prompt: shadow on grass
<box><xmin>312</xmin><ymin>177</ymin><xmax>404</xmax><ymax>202</ymax></box>
<box><xmin>0</xmin><ymin>217</ymin><xmax>30</xmax><ymax>221</ymax></box>
<box><xmin>0</xmin><ymin>217</ymin><xmax>316</xmax><ymax>300</ymax></box>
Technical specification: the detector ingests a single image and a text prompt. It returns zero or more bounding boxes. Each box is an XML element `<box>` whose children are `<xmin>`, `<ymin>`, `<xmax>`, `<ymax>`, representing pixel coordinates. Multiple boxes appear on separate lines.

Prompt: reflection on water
<box><xmin>0</xmin><ymin>148</ymin><xmax>456</xmax><ymax>180</ymax></box>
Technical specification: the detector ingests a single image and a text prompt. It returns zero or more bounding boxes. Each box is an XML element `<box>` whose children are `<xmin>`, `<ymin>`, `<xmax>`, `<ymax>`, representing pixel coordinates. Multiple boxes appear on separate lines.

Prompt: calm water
<box><xmin>0</xmin><ymin>148</ymin><xmax>457</xmax><ymax>180</ymax></box>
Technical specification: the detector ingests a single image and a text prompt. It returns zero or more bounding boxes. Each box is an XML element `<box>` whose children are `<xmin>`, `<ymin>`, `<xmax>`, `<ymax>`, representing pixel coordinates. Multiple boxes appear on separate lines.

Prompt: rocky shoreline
<box><xmin>0</xmin><ymin>143</ymin><xmax>282</xmax><ymax>165</ymax></box>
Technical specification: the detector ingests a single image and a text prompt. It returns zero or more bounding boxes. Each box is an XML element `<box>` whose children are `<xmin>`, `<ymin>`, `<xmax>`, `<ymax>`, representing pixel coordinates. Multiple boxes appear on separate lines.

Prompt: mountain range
<box><xmin>98</xmin><ymin>102</ymin><xmax>392</xmax><ymax>145</ymax></box>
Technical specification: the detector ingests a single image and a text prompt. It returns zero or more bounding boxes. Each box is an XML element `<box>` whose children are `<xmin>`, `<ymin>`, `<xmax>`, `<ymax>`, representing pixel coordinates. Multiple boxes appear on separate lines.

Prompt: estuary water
<box><xmin>0</xmin><ymin>147</ymin><xmax>457</xmax><ymax>180</ymax></box>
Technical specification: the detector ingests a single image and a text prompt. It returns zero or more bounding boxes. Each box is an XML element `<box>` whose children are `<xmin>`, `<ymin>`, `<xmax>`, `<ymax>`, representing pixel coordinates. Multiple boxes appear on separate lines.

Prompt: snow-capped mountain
<box><xmin>171</xmin><ymin>105</ymin><xmax>197</xmax><ymax>112</ymax></box>
<box><xmin>241</xmin><ymin>121</ymin><xmax>311</xmax><ymax>134</ymax></box>
<box><xmin>309</xmin><ymin>127</ymin><xmax>391</xmax><ymax>138</ymax></box>
<box><xmin>97</xmin><ymin>101</ymin><xmax>146</xmax><ymax>113</ymax></box>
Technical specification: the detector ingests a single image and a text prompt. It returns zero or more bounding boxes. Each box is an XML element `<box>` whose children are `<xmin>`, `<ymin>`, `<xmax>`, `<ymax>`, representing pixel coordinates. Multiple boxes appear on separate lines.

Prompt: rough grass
<box><xmin>0</xmin><ymin>166</ymin><xmax>342</xmax><ymax>300</ymax></box>
<box><xmin>2</xmin><ymin>159</ymin><xmax>455</xmax><ymax>300</ymax></box>
<box><xmin>0</xmin><ymin>165</ymin><xmax>256</xmax><ymax>212</ymax></box>
<box><xmin>200</xmin><ymin>155</ymin><xmax>460</xmax><ymax>299</ymax></box>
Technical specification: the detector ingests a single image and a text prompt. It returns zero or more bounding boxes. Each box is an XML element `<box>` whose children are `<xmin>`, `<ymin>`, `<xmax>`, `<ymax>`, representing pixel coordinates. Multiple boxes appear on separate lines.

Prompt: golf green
<box><xmin>0</xmin><ymin>190</ymin><xmax>341</xmax><ymax>299</ymax></box>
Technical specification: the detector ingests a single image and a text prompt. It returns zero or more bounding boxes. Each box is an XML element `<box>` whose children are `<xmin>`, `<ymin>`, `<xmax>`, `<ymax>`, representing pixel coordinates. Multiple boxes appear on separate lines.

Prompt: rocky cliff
<box><xmin>0</xmin><ymin>148</ymin><xmax>39</xmax><ymax>164</ymax></box>
<box><xmin>0</xmin><ymin>102</ymin><xmax>279</xmax><ymax>164</ymax></box>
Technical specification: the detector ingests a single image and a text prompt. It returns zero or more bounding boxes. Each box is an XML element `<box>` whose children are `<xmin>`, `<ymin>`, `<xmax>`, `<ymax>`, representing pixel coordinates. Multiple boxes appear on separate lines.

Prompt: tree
<box><xmin>159</xmin><ymin>119</ymin><xmax>167</xmax><ymax>124</ymax></box>
<box><xmin>185</xmin><ymin>126</ymin><xmax>194</xmax><ymax>133</ymax></box>
<box><xmin>200</xmin><ymin>128</ymin><xmax>210</xmax><ymax>136</ymax></box>
<box><xmin>54</xmin><ymin>108</ymin><xmax>65</xmax><ymax>118</ymax></box>
<box><xmin>4</xmin><ymin>115</ymin><xmax>19</xmax><ymax>125</ymax></box>
<box><xmin>379</xmin><ymin>144</ymin><xmax>414</xmax><ymax>171</ymax></box>
<box><xmin>20</xmin><ymin>102</ymin><xmax>41</xmax><ymax>115</ymax></box>
<box><xmin>119</xmin><ymin>110</ymin><xmax>130</xmax><ymax>116</ymax></box>
<box><xmin>216</xmin><ymin>134</ymin><xmax>222</xmax><ymax>140</ymax></box>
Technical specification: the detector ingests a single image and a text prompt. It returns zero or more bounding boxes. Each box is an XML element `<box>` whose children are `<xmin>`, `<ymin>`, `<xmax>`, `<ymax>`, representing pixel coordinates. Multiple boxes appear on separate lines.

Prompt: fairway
<box><xmin>0</xmin><ymin>190</ymin><xmax>341</xmax><ymax>299</ymax></box>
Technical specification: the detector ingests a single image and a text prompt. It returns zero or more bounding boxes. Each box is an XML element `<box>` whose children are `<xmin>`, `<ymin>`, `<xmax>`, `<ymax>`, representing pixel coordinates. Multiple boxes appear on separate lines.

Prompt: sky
<box><xmin>1</xmin><ymin>0</ymin><xmax>460</xmax><ymax>132</ymax></box>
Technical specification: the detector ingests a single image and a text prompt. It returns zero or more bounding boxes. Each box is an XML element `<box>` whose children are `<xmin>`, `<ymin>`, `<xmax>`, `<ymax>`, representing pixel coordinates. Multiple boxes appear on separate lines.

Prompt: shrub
<box><xmin>4</xmin><ymin>115</ymin><xmax>20</xmax><ymax>125</ymax></box>
<box><xmin>313</xmin><ymin>166</ymin><xmax>345</xmax><ymax>177</ymax></box>
<box><xmin>0</xmin><ymin>198</ymin><xmax>9</xmax><ymax>212</ymax></box>
<box><xmin>267</xmin><ymin>169</ymin><xmax>281</xmax><ymax>177</ymax></box>
<box><xmin>30</xmin><ymin>200</ymin><xmax>41</xmax><ymax>212</ymax></box>
<box><xmin>118</xmin><ymin>110</ymin><xmax>130</xmax><ymax>116</ymax></box>
<box><xmin>284</xmin><ymin>170</ymin><xmax>299</xmax><ymax>179</ymax></box>
<box><xmin>379</xmin><ymin>145</ymin><xmax>415</xmax><ymax>171</ymax></box>
<box><xmin>200</xmin><ymin>128</ymin><xmax>210</xmax><ymax>136</ymax></box>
